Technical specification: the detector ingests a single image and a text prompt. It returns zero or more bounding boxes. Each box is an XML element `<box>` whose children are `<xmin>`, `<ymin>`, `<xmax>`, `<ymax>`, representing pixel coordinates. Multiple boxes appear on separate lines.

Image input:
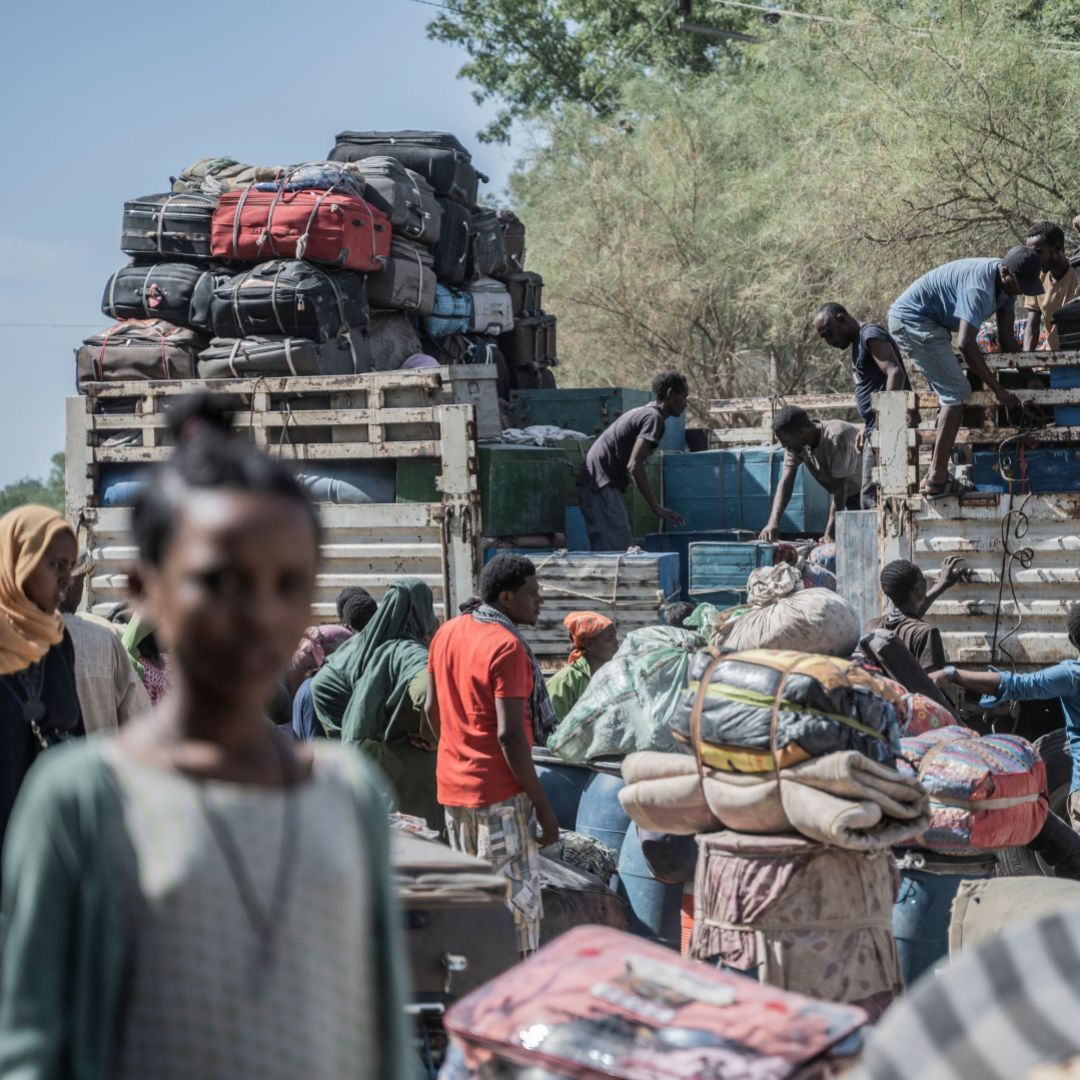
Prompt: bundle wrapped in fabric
<box><xmin>619</xmin><ymin>749</ymin><xmax>929</xmax><ymax>851</ymax></box>
<box><xmin>897</xmin><ymin>725</ymin><xmax>1048</xmax><ymax>853</ymax></box>
<box><xmin>808</xmin><ymin>542</ymin><xmax>837</xmax><ymax>573</ymax></box>
<box><xmin>547</xmin><ymin>626</ymin><xmax>705</xmax><ymax>763</ymax></box>
<box><xmin>897</xmin><ymin>692</ymin><xmax>956</xmax><ymax>737</ymax></box>
<box><xmin>801</xmin><ymin>563</ymin><xmax>837</xmax><ymax>591</ymax></box>
<box><xmin>669</xmin><ymin>649</ymin><xmax>903</xmax><ymax>773</ymax></box>
<box><xmin>712</xmin><ymin>563</ymin><xmax>859</xmax><ymax>656</ymax></box>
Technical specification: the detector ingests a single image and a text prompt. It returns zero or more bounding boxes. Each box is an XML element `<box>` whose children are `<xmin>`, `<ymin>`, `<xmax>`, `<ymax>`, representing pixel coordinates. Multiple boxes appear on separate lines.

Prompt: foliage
<box><xmin>510</xmin><ymin>4</ymin><xmax>1080</xmax><ymax>417</ymax></box>
<box><xmin>425</xmin><ymin>0</ymin><xmax>755</xmax><ymax>143</ymax></box>
<box><xmin>0</xmin><ymin>454</ymin><xmax>66</xmax><ymax>518</ymax></box>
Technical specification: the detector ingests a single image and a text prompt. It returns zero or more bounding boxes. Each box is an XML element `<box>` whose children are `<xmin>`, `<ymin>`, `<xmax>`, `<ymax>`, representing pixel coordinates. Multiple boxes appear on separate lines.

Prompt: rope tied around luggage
<box><xmin>530</xmin><ymin>551</ymin><xmax>625</xmax><ymax>609</ymax></box>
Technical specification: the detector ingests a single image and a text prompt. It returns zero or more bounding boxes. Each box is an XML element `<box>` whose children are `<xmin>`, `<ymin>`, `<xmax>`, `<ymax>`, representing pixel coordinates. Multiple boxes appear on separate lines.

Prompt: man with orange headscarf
<box><xmin>0</xmin><ymin>506</ymin><xmax>84</xmax><ymax>862</ymax></box>
<box><xmin>546</xmin><ymin>611</ymin><xmax>619</xmax><ymax>723</ymax></box>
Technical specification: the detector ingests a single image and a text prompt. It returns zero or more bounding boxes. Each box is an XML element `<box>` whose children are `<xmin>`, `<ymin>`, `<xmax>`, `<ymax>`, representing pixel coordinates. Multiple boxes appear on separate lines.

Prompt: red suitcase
<box><xmin>211</xmin><ymin>188</ymin><xmax>391</xmax><ymax>271</ymax></box>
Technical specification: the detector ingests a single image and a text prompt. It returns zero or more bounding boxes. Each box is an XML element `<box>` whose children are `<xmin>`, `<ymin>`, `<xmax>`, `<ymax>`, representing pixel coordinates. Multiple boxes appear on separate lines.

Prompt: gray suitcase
<box><xmin>346</xmin><ymin>156</ymin><xmax>442</xmax><ymax>248</ymax></box>
<box><xmin>76</xmin><ymin>319</ymin><xmax>206</xmax><ymax>388</ymax></box>
<box><xmin>368</xmin><ymin>310</ymin><xmax>424</xmax><ymax>371</ymax></box>
<box><xmin>366</xmin><ymin>237</ymin><xmax>437</xmax><ymax>315</ymax></box>
<box><xmin>197</xmin><ymin>332</ymin><xmax>368</xmax><ymax>378</ymax></box>
<box><xmin>121</xmin><ymin>192</ymin><xmax>217</xmax><ymax>263</ymax></box>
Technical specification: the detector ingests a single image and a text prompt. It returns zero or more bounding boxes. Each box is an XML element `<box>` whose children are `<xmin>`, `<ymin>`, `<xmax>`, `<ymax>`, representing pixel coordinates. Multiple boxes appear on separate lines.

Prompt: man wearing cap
<box><xmin>888</xmin><ymin>247</ymin><xmax>1043</xmax><ymax>498</ymax></box>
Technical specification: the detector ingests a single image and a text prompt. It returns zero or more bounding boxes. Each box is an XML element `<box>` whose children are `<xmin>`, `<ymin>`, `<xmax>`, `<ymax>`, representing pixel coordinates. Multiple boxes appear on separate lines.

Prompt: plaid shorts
<box><xmin>444</xmin><ymin>791</ymin><xmax>542</xmax><ymax>955</ymax></box>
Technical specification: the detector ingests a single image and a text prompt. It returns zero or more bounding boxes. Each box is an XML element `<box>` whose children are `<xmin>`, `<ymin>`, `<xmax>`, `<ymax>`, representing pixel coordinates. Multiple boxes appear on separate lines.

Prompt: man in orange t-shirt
<box><xmin>426</xmin><ymin>554</ymin><xmax>559</xmax><ymax>956</ymax></box>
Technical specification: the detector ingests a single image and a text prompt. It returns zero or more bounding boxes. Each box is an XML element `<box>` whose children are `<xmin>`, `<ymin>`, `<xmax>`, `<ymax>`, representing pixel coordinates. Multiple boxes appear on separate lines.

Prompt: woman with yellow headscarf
<box><xmin>545</xmin><ymin>611</ymin><xmax>619</xmax><ymax>723</ymax></box>
<box><xmin>0</xmin><ymin>506</ymin><xmax>83</xmax><ymax>855</ymax></box>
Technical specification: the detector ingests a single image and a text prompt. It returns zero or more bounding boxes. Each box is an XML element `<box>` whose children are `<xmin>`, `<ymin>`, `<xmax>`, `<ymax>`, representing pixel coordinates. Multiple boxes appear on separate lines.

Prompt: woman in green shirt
<box><xmin>546</xmin><ymin>611</ymin><xmax>620</xmax><ymax>722</ymax></box>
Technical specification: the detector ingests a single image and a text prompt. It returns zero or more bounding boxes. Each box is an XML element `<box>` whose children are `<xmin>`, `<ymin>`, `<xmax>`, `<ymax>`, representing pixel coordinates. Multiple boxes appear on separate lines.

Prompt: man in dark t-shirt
<box><xmin>814</xmin><ymin>302</ymin><xmax>908</xmax><ymax>509</ymax></box>
<box><xmin>864</xmin><ymin>557</ymin><xmax>967</xmax><ymax>672</ymax></box>
<box><xmin>579</xmin><ymin>371</ymin><xmax>689</xmax><ymax>550</ymax></box>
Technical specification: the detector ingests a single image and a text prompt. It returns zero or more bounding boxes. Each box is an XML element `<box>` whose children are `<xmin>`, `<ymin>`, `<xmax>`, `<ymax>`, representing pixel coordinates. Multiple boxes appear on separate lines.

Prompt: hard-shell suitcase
<box><xmin>76</xmin><ymin>319</ymin><xmax>205</xmax><ymax>388</ymax></box>
<box><xmin>121</xmin><ymin>192</ymin><xmax>217</xmax><ymax>263</ymax></box>
<box><xmin>467</xmin><ymin>276</ymin><xmax>513</xmax><ymax>335</ymax></box>
<box><xmin>425</xmin><ymin>284</ymin><xmax>472</xmax><ymax>338</ymax></box>
<box><xmin>328</xmin><ymin>130</ymin><xmax>486</xmax><ymax>205</ymax></box>
<box><xmin>369</xmin><ymin>311</ymin><xmax>424</xmax><ymax>371</ymax></box>
<box><xmin>101</xmin><ymin>262</ymin><xmax>224</xmax><ymax>332</ymax></box>
<box><xmin>171</xmin><ymin>156</ymin><xmax>261</xmax><ymax>195</ymax></box>
<box><xmin>468</xmin><ymin>207</ymin><xmax>508</xmax><ymax>278</ymax></box>
<box><xmin>211</xmin><ymin>188</ymin><xmax>391</xmax><ymax>272</ymax></box>
<box><xmin>197</xmin><ymin>333</ymin><xmax>366</xmax><ymax>378</ymax></box>
<box><xmin>501</xmin><ymin>271</ymin><xmax>544</xmax><ymax>317</ymax></box>
<box><xmin>210</xmin><ymin>260</ymin><xmax>368</xmax><ymax>342</ymax></box>
<box><xmin>497</xmin><ymin>208</ymin><xmax>526</xmax><ymax>273</ymax></box>
<box><xmin>433</xmin><ymin>197</ymin><xmax>471</xmax><ymax>285</ymax></box>
<box><xmin>343</xmin><ymin>156</ymin><xmax>442</xmax><ymax>247</ymax></box>
<box><xmin>366</xmin><ymin>237</ymin><xmax>436</xmax><ymax>315</ymax></box>
<box><xmin>499</xmin><ymin>313</ymin><xmax>557</xmax><ymax>369</ymax></box>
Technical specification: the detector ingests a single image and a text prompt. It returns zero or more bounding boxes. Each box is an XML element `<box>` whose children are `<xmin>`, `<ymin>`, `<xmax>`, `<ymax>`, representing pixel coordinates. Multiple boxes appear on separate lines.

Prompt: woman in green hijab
<box><xmin>311</xmin><ymin>579</ymin><xmax>442</xmax><ymax>830</ymax></box>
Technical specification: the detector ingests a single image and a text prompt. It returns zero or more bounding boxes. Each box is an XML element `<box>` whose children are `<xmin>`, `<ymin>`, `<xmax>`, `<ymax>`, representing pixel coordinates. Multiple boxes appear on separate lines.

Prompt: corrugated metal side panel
<box><xmin>905</xmin><ymin>494</ymin><xmax>1080</xmax><ymax>667</ymax></box>
<box><xmin>837</xmin><ymin>510</ymin><xmax>880</xmax><ymax>632</ymax></box>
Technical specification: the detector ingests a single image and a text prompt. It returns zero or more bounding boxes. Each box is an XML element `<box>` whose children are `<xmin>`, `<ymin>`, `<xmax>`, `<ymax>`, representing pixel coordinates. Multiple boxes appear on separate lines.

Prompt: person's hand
<box><xmin>855</xmin><ymin>427</ymin><xmax>866</xmax><ymax>454</ymax></box>
<box><xmin>657</xmin><ymin>507</ymin><xmax>685</xmax><ymax>527</ymax></box>
<box><xmin>408</xmin><ymin>734</ymin><xmax>437</xmax><ymax>752</ymax></box>
<box><xmin>759</xmin><ymin>524</ymin><xmax>779</xmax><ymax>542</ymax></box>
<box><xmin>995</xmin><ymin>388</ymin><xmax>1020</xmax><ymax>409</ymax></box>
<box><xmin>536</xmin><ymin>803</ymin><xmax>560</xmax><ymax>849</ymax></box>
<box><xmin>929</xmin><ymin>668</ymin><xmax>953</xmax><ymax>688</ymax></box>
<box><xmin>938</xmin><ymin>554</ymin><xmax>967</xmax><ymax>587</ymax></box>
<box><xmin>818</xmin><ymin>533</ymin><xmax>834</xmax><ymax>544</ymax></box>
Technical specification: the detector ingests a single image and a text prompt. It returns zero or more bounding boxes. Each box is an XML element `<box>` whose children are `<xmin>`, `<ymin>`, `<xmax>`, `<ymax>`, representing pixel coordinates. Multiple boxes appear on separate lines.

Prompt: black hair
<box><xmin>880</xmin><ymin>559</ymin><xmax>925</xmax><ymax>605</ymax></box>
<box><xmin>1068</xmin><ymin>605</ymin><xmax>1080</xmax><ymax>650</ymax></box>
<box><xmin>814</xmin><ymin>302</ymin><xmax>849</xmax><ymax>322</ymax></box>
<box><xmin>480</xmin><ymin>554</ymin><xmax>537</xmax><ymax>605</ymax></box>
<box><xmin>1027</xmin><ymin>220</ymin><xmax>1065</xmax><ymax>250</ymax></box>
<box><xmin>662</xmin><ymin>601</ymin><xmax>696</xmax><ymax>627</ymax></box>
<box><xmin>132</xmin><ymin>392</ymin><xmax>321</xmax><ymax>566</ymax></box>
<box><xmin>651</xmin><ymin>371</ymin><xmax>689</xmax><ymax>401</ymax></box>
<box><xmin>772</xmin><ymin>405</ymin><xmax>812</xmax><ymax>437</ymax></box>
<box><xmin>336</xmin><ymin>586</ymin><xmax>376</xmax><ymax>632</ymax></box>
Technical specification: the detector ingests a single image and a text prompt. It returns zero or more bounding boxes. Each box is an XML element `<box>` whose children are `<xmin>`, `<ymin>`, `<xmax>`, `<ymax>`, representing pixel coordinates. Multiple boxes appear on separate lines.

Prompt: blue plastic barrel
<box><xmin>575</xmin><ymin>772</ymin><xmax>632</xmax><ymax>862</ymax></box>
<box><xmin>617</xmin><ymin>822</ymin><xmax>684</xmax><ymax>948</ymax></box>
<box><xmin>893</xmin><ymin>865</ymin><xmax>993</xmax><ymax>986</ymax></box>
<box><xmin>99</xmin><ymin>465</ymin><xmax>149</xmax><ymax>508</ymax></box>
<box><xmin>534</xmin><ymin>759</ymin><xmax>590</xmax><ymax>831</ymax></box>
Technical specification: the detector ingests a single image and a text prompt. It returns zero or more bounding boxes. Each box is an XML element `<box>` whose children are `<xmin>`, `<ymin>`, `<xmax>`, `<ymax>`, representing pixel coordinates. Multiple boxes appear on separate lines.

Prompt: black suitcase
<box><xmin>121</xmin><ymin>192</ymin><xmax>217</xmax><ymax>263</ymax></box>
<box><xmin>433</xmin><ymin>197</ymin><xmax>471</xmax><ymax>285</ymax></box>
<box><xmin>468</xmin><ymin>207</ymin><xmax>508</xmax><ymax>279</ymax></box>
<box><xmin>76</xmin><ymin>319</ymin><xmax>206</xmax><ymax>388</ymax></box>
<box><xmin>102</xmin><ymin>262</ymin><xmax>226</xmax><ymax>332</ymax></box>
<box><xmin>502</xmin><ymin>271</ymin><xmax>544</xmax><ymax>317</ymax></box>
<box><xmin>197</xmin><ymin>333</ymin><xmax>366</xmax><ymax>378</ymax></box>
<box><xmin>366</xmin><ymin>237</ymin><xmax>437</xmax><ymax>315</ymax></box>
<box><xmin>345</xmin><ymin>156</ymin><xmax>442</xmax><ymax>248</ymax></box>
<box><xmin>210</xmin><ymin>260</ymin><xmax>368</xmax><ymax>342</ymax></box>
<box><xmin>499</xmin><ymin>314</ymin><xmax>557</xmax><ymax>369</ymax></box>
<box><xmin>328</xmin><ymin>130</ymin><xmax>487</xmax><ymax>206</ymax></box>
<box><xmin>497</xmin><ymin>209</ymin><xmax>526</xmax><ymax>273</ymax></box>
<box><xmin>368</xmin><ymin>310</ymin><xmax>424</xmax><ymax>371</ymax></box>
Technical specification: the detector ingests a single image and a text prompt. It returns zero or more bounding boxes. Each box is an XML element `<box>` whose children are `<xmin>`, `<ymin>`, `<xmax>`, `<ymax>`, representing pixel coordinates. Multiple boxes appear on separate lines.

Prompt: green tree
<box><xmin>510</xmin><ymin>4</ymin><xmax>1080</xmax><ymax>417</ymax></box>
<box><xmin>426</xmin><ymin>0</ymin><xmax>757</xmax><ymax>142</ymax></box>
<box><xmin>0</xmin><ymin>454</ymin><xmax>66</xmax><ymax>518</ymax></box>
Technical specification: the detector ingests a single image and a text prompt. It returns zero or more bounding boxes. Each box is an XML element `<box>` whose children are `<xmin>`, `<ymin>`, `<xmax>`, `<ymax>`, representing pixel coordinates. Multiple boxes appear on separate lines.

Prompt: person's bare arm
<box><xmin>760</xmin><ymin>462</ymin><xmax>798</xmax><ymax>541</ymax></box>
<box><xmin>424</xmin><ymin>678</ymin><xmax>440</xmax><ymax>741</ymax></box>
<box><xmin>957</xmin><ymin>320</ymin><xmax>1019</xmax><ymax>407</ymax></box>
<box><xmin>629</xmin><ymin>438</ymin><xmax>684</xmax><ymax>527</ymax></box>
<box><xmin>921</xmin><ymin>555</ymin><xmax>968</xmax><ymax>615</ymax></box>
<box><xmin>1024</xmin><ymin>307</ymin><xmax>1042</xmax><ymax>352</ymax></box>
<box><xmin>940</xmin><ymin>668</ymin><xmax>1003</xmax><ymax>695</ymax></box>
<box><xmin>996</xmin><ymin>305</ymin><xmax>1021</xmax><ymax>354</ymax></box>
<box><xmin>496</xmin><ymin>698</ymin><xmax>559</xmax><ymax>846</ymax></box>
<box><xmin>822</xmin><ymin>492</ymin><xmax>842</xmax><ymax>543</ymax></box>
<box><xmin>869</xmin><ymin>339</ymin><xmax>907</xmax><ymax>391</ymax></box>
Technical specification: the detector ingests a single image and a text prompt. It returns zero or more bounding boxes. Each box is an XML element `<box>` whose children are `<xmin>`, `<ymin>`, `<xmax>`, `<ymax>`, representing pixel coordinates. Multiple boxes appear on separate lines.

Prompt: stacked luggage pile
<box><xmin>76</xmin><ymin>130</ymin><xmax>558</xmax><ymax>395</ymax></box>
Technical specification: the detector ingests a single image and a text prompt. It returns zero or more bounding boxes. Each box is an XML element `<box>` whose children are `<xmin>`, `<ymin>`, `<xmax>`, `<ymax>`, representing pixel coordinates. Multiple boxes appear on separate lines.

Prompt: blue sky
<box><xmin>0</xmin><ymin>0</ymin><xmax>520</xmax><ymax>488</ymax></box>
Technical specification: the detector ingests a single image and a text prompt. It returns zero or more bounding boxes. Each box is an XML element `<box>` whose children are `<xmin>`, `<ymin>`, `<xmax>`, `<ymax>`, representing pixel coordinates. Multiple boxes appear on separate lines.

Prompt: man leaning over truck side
<box><xmin>887</xmin><ymin>248</ymin><xmax>1041</xmax><ymax>499</ymax></box>
<box><xmin>577</xmin><ymin>371</ymin><xmax>688</xmax><ymax>551</ymax></box>
<box><xmin>1024</xmin><ymin>220</ymin><xmax>1080</xmax><ymax>352</ymax></box>
<box><xmin>813</xmin><ymin>301</ymin><xmax>909</xmax><ymax>510</ymax></box>
<box><xmin>939</xmin><ymin>604</ymin><xmax>1080</xmax><ymax>832</ymax></box>
<box><xmin>758</xmin><ymin>406</ymin><xmax>862</xmax><ymax>543</ymax></box>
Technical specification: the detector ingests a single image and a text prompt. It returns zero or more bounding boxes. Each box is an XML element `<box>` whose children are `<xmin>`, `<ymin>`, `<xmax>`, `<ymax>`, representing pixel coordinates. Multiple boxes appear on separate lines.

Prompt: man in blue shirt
<box><xmin>814</xmin><ymin>302</ymin><xmax>908</xmax><ymax>509</ymax></box>
<box><xmin>888</xmin><ymin>248</ymin><xmax>1044</xmax><ymax>499</ymax></box>
<box><xmin>939</xmin><ymin>603</ymin><xmax>1080</xmax><ymax>831</ymax></box>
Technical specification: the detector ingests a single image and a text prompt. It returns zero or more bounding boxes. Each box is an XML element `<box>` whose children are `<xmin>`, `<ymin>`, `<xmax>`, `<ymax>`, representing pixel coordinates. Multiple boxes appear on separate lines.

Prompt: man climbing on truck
<box><xmin>758</xmin><ymin>406</ymin><xmax>862</xmax><ymax>543</ymax></box>
<box><xmin>578</xmin><ymin>370</ymin><xmax>688</xmax><ymax>550</ymax></box>
<box><xmin>887</xmin><ymin>248</ymin><xmax>1041</xmax><ymax>499</ymax></box>
<box><xmin>813</xmin><ymin>302</ymin><xmax>908</xmax><ymax>510</ymax></box>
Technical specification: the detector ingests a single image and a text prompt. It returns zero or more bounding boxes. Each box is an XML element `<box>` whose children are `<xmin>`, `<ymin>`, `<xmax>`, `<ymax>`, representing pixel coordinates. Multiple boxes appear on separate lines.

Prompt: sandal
<box><xmin>920</xmin><ymin>478</ymin><xmax>956</xmax><ymax>500</ymax></box>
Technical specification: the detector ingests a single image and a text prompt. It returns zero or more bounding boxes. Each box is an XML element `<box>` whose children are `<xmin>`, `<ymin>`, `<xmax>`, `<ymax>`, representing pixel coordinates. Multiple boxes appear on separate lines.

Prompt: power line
<box><xmin>587</xmin><ymin>1</ymin><xmax>680</xmax><ymax>109</ymax></box>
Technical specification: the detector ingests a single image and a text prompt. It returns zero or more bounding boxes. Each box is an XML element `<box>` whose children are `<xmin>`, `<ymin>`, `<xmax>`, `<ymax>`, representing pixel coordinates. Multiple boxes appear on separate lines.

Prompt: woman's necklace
<box><xmin>15</xmin><ymin>661</ymin><xmax>50</xmax><ymax>749</ymax></box>
<box><xmin>162</xmin><ymin>726</ymin><xmax>301</xmax><ymax>997</ymax></box>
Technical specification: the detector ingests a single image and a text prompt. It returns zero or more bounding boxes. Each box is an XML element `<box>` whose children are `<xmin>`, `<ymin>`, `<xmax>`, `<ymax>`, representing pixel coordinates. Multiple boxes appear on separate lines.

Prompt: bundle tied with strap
<box><xmin>620</xmin><ymin>648</ymin><xmax>928</xmax><ymax>852</ymax></box>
